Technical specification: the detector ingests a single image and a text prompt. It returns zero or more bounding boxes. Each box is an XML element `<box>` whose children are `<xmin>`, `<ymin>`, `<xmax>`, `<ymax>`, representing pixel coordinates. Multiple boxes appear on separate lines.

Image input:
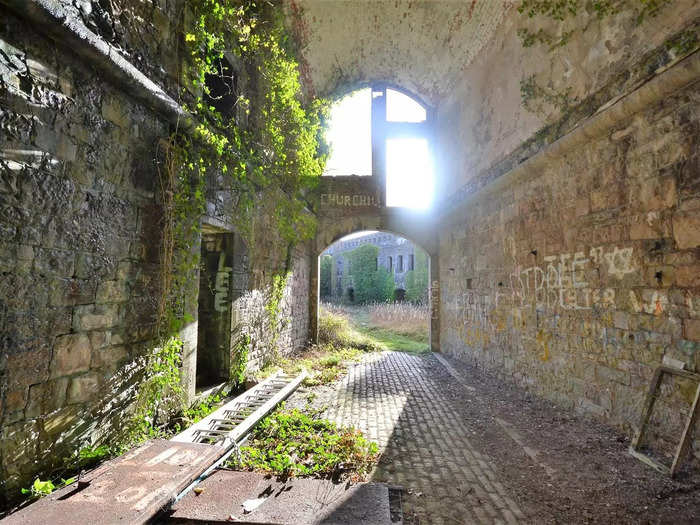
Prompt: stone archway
<box><xmin>310</xmin><ymin>175</ymin><xmax>440</xmax><ymax>352</ymax></box>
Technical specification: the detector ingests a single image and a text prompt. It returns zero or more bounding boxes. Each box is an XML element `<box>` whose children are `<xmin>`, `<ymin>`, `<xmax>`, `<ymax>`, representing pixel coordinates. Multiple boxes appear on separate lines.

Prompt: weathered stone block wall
<box><xmin>435</xmin><ymin>2</ymin><xmax>700</xmax><ymax>198</ymax></box>
<box><xmin>231</xmin><ymin>241</ymin><xmax>311</xmax><ymax>374</ymax></box>
<box><xmin>0</xmin><ymin>8</ymin><xmax>167</xmax><ymax>499</ymax></box>
<box><xmin>54</xmin><ymin>0</ymin><xmax>185</xmax><ymax>95</ymax></box>
<box><xmin>0</xmin><ymin>4</ymin><xmax>313</xmax><ymax>503</ymax></box>
<box><xmin>439</xmin><ymin>80</ymin><xmax>700</xmax><ymax>459</ymax></box>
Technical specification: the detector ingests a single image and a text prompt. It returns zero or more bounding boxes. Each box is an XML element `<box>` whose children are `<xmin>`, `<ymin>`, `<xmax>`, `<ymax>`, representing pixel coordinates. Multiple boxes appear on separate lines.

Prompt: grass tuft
<box><xmin>236</xmin><ymin>407</ymin><xmax>379</xmax><ymax>481</ymax></box>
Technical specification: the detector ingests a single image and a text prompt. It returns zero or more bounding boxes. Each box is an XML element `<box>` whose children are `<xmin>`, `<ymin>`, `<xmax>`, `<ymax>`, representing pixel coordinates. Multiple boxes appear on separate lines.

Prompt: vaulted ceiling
<box><xmin>285</xmin><ymin>0</ymin><xmax>510</xmax><ymax>106</ymax></box>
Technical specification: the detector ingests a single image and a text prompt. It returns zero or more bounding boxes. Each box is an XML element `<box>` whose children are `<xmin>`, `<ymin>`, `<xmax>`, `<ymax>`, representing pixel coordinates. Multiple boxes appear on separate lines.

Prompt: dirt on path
<box><xmin>439</xmin><ymin>353</ymin><xmax>700</xmax><ymax>524</ymax></box>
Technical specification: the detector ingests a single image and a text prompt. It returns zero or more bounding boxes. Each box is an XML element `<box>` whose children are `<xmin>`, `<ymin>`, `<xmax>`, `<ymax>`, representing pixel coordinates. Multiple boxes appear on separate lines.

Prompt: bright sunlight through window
<box><xmin>386</xmin><ymin>138</ymin><xmax>434</xmax><ymax>209</ymax></box>
<box><xmin>323</xmin><ymin>88</ymin><xmax>372</xmax><ymax>176</ymax></box>
<box><xmin>323</xmin><ymin>85</ymin><xmax>433</xmax><ymax>209</ymax></box>
<box><xmin>386</xmin><ymin>88</ymin><xmax>426</xmax><ymax>122</ymax></box>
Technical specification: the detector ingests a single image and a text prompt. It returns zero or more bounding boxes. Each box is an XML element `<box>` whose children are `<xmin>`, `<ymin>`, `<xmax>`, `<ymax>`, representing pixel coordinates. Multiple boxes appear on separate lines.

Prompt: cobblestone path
<box><xmin>321</xmin><ymin>351</ymin><xmax>526</xmax><ymax>524</ymax></box>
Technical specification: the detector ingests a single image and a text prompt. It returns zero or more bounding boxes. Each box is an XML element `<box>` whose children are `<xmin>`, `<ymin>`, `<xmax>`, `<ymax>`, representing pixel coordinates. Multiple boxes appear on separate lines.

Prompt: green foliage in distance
<box><xmin>319</xmin><ymin>254</ymin><xmax>332</xmax><ymax>298</ymax></box>
<box><xmin>404</xmin><ymin>246</ymin><xmax>430</xmax><ymax>303</ymax></box>
<box><xmin>346</xmin><ymin>245</ymin><xmax>394</xmax><ymax>304</ymax></box>
<box><xmin>238</xmin><ymin>407</ymin><xmax>379</xmax><ymax>480</ymax></box>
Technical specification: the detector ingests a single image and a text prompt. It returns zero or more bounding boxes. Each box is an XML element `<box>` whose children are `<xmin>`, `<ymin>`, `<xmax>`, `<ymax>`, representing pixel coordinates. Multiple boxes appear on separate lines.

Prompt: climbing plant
<box><xmin>126</xmin><ymin>1</ymin><xmax>329</xmax><ymax>445</ymax></box>
<box><xmin>516</xmin><ymin>0</ymin><xmax>675</xmax><ymax>51</ymax></box>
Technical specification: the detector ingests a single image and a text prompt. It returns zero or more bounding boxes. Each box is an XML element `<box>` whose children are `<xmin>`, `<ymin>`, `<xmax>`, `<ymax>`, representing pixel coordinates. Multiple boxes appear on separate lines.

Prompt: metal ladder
<box><xmin>168</xmin><ymin>370</ymin><xmax>307</xmax><ymax>506</ymax></box>
<box><xmin>170</xmin><ymin>370</ymin><xmax>307</xmax><ymax>447</ymax></box>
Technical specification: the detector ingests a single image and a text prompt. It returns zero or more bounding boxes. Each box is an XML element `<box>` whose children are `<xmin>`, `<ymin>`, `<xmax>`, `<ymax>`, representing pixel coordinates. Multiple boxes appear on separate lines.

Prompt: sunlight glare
<box><xmin>386</xmin><ymin>88</ymin><xmax>426</xmax><ymax>122</ymax></box>
<box><xmin>386</xmin><ymin>138</ymin><xmax>434</xmax><ymax>209</ymax></box>
<box><xmin>323</xmin><ymin>88</ymin><xmax>372</xmax><ymax>176</ymax></box>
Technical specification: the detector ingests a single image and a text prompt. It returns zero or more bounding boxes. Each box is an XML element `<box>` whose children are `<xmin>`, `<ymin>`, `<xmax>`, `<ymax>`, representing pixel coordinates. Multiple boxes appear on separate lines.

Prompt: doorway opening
<box><xmin>319</xmin><ymin>230</ymin><xmax>431</xmax><ymax>353</ymax></box>
<box><xmin>196</xmin><ymin>231</ymin><xmax>234</xmax><ymax>390</ymax></box>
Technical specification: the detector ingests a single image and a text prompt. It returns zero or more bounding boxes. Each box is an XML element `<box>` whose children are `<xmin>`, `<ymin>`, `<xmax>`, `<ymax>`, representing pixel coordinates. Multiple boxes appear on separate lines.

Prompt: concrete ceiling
<box><xmin>285</xmin><ymin>0</ymin><xmax>510</xmax><ymax>106</ymax></box>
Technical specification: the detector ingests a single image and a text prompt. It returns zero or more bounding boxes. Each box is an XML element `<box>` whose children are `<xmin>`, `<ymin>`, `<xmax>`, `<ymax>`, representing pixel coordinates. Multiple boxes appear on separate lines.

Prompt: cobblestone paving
<box><xmin>299</xmin><ymin>352</ymin><xmax>527</xmax><ymax>524</ymax></box>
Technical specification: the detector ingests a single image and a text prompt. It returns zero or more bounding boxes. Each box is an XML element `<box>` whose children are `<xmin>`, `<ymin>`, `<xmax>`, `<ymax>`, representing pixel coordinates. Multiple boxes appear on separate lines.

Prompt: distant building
<box><xmin>322</xmin><ymin>232</ymin><xmax>418</xmax><ymax>299</ymax></box>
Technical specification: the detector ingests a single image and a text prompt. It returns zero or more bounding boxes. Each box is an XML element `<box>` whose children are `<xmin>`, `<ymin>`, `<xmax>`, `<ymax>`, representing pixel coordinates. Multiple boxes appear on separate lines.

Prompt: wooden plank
<box><xmin>630</xmin><ymin>367</ymin><xmax>664</xmax><ymax>449</ymax></box>
<box><xmin>670</xmin><ymin>380</ymin><xmax>700</xmax><ymax>477</ymax></box>
<box><xmin>629</xmin><ymin>366</ymin><xmax>700</xmax><ymax>477</ymax></box>
<box><xmin>628</xmin><ymin>448</ymin><xmax>670</xmax><ymax>475</ymax></box>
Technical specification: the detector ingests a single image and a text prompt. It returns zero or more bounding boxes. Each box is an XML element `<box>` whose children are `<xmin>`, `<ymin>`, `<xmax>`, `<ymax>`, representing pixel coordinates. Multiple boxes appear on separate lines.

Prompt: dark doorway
<box><xmin>196</xmin><ymin>232</ymin><xmax>233</xmax><ymax>389</ymax></box>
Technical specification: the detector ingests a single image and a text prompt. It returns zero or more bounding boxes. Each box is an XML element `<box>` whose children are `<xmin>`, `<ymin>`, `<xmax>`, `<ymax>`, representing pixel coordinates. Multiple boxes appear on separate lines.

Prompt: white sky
<box><xmin>323</xmin><ymin>88</ymin><xmax>433</xmax><ymax>209</ymax></box>
<box><xmin>323</xmin><ymin>88</ymin><xmax>372</xmax><ymax>176</ymax></box>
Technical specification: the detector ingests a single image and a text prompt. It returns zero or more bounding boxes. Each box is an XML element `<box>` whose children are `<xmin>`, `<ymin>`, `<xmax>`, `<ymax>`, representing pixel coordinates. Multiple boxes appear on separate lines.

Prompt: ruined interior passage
<box><xmin>1</xmin><ymin>0</ymin><xmax>700</xmax><ymax>523</ymax></box>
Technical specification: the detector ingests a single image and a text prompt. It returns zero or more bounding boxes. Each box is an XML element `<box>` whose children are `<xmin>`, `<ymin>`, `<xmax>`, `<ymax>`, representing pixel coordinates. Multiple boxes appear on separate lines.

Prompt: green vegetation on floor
<box><xmin>235</xmin><ymin>407</ymin><xmax>379</xmax><ymax>481</ymax></box>
<box><xmin>356</xmin><ymin>326</ymin><xmax>429</xmax><ymax>354</ymax></box>
<box><xmin>322</xmin><ymin>303</ymin><xmax>430</xmax><ymax>354</ymax></box>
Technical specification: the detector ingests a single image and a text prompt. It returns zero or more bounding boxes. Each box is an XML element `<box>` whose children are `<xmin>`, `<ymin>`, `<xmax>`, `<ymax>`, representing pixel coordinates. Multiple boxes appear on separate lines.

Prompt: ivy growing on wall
<box><xmin>516</xmin><ymin>0</ymin><xmax>675</xmax><ymax>51</ymax></box>
<box><xmin>128</xmin><ymin>0</ymin><xmax>329</xmax><ymax>444</ymax></box>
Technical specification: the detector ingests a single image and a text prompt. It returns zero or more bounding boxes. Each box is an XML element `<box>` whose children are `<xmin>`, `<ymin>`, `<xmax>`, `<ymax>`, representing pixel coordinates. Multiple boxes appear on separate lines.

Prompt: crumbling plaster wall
<box><xmin>285</xmin><ymin>0</ymin><xmax>509</xmax><ymax>102</ymax></box>
<box><xmin>0</xmin><ymin>2</ymin><xmax>312</xmax><ymax>501</ymax></box>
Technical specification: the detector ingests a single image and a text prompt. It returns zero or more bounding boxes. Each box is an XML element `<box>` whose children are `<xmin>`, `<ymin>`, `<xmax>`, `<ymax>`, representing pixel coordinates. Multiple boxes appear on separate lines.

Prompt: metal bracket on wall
<box><xmin>629</xmin><ymin>365</ymin><xmax>700</xmax><ymax>477</ymax></box>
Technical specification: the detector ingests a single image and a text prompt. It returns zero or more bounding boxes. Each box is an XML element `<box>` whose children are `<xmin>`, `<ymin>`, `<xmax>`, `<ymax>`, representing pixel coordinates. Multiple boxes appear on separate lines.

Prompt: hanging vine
<box><xmin>125</xmin><ymin>0</ymin><xmax>329</xmax><ymax>443</ymax></box>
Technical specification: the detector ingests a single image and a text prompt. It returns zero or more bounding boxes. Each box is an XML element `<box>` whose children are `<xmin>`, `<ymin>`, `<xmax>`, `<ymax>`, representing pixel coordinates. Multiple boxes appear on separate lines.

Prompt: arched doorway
<box><xmin>311</xmin><ymin>227</ymin><xmax>439</xmax><ymax>352</ymax></box>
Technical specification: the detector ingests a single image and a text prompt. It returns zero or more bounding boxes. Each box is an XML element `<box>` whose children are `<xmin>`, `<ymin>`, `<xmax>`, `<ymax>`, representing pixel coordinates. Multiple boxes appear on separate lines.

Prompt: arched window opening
<box><xmin>323</xmin><ymin>85</ymin><xmax>434</xmax><ymax>209</ymax></box>
<box><xmin>386</xmin><ymin>88</ymin><xmax>426</xmax><ymax>122</ymax></box>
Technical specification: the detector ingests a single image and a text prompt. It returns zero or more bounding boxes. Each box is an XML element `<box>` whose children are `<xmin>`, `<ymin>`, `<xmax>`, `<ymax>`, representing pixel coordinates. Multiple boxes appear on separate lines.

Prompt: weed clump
<box><xmin>318</xmin><ymin>308</ymin><xmax>382</xmax><ymax>352</ymax></box>
<box><xmin>237</xmin><ymin>408</ymin><xmax>379</xmax><ymax>481</ymax></box>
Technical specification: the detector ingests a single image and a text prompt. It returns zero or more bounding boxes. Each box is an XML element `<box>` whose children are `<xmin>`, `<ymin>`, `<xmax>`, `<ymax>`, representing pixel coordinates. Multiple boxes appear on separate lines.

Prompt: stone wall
<box><xmin>0</xmin><ymin>4</ymin><xmax>312</xmax><ymax>503</ymax></box>
<box><xmin>439</xmin><ymin>79</ymin><xmax>700</xmax><ymax>460</ymax></box>
<box><xmin>0</xmin><ymin>7</ymin><xmax>168</xmax><ymax>498</ymax></box>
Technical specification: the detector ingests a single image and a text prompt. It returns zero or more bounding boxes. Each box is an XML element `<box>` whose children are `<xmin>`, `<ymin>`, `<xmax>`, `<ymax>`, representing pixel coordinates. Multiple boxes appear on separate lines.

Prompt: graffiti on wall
<box><xmin>430</xmin><ymin>280</ymin><xmax>439</xmax><ymax>320</ymax></box>
<box><xmin>214</xmin><ymin>252</ymin><xmax>232</xmax><ymax>312</ymax></box>
<box><xmin>320</xmin><ymin>193</ymin><xmax>380</xmax><ymax>207</ymax></box>
<box><xmin>509</xmin><ymin>246</ymin><xmax>636</xmax><ymax>310</ymax></box>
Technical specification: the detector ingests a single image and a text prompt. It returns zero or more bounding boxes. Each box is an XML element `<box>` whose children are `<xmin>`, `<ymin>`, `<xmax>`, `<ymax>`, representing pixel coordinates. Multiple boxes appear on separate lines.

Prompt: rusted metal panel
<box><xmin>1</xmin><ymin>440</ymin><xmax>221</xmax><ymax>525</ymax></box>
<box><xmin>168</xmin><ymin>470</ymin><xmax>393</xmax><ymax>524</ymax></box>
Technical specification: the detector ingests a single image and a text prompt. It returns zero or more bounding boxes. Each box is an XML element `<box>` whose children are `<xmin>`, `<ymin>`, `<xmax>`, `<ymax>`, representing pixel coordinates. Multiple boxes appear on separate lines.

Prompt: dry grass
<box><xmin>323</xmin><ymin>302</ymin><xmax>430</xmax><ymax>347</ymax></box>
<box><xmin>365</xmin><ymin>302</ymin><xmax>429</xmax><ymax>341</ymax></box>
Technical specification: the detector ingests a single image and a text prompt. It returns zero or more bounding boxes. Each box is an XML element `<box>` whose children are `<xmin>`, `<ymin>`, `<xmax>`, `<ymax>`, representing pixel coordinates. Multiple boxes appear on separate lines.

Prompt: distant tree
<box><xmin>319</xmin><ymin>255</ymin><xmax>332</xmax><ymax>298</ymax></box>
<box><xmin>376</xmin><ymin>266</ymin><xmax>395</xmax><ymax>303</ymax></box>
<box><xmin>346</xmin><ymin>245</ymin><xmax>394</xmax><ymax>303</ymax></box>
<box><xmin>405</xmin><ymin>247</ymin><xmax>429</xmax><ymax>303</ymax></box>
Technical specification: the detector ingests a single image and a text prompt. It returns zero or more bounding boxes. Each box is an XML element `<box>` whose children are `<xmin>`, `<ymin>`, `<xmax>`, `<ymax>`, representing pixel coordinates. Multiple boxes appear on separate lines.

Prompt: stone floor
<box><xmin>286</xmin><ymin>351</ymin><xmax>700</xmax><ymax>524</ymax></box>
<box><xmin>289</xmin><ymin>352</ymin><xmax>525</xmax><ymax>524</ymax></box>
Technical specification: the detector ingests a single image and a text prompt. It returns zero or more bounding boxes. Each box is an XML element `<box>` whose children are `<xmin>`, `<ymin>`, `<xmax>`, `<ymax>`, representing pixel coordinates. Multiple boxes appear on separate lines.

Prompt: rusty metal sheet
<box><xmin>168</xmin><ymin>470</ymin><xmax>393</xmax><ymax>524</ymax></box>
<box><xmin>1</xmin><ymin>440</ymin><xmax>222</xmax><ymax>525</ymax></box>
